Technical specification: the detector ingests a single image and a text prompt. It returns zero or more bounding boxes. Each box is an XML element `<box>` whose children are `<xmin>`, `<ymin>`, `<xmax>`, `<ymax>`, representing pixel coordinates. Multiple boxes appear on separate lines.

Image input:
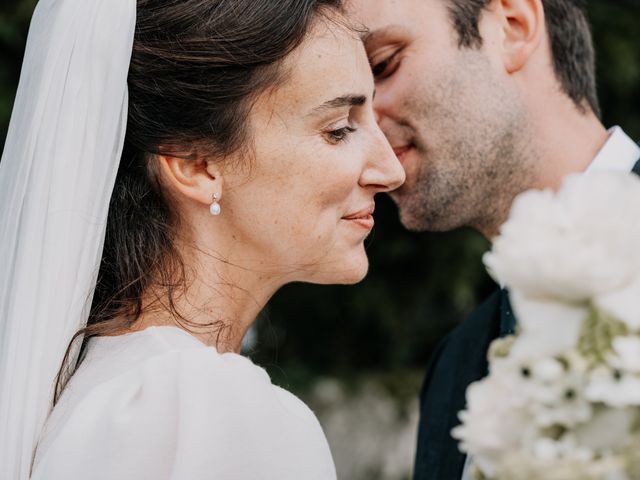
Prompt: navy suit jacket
<box><xmin>413</xmin><ymin>156</ymin><xmax>640</xmax><ymax>480</ymax></box>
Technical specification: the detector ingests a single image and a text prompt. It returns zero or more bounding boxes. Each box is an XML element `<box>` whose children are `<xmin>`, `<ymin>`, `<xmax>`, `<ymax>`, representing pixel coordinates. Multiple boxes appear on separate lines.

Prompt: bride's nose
<box><xmin>359</xmin><ymin>127</ymin><xmax>406</xmax><ymax>192</ymax></box>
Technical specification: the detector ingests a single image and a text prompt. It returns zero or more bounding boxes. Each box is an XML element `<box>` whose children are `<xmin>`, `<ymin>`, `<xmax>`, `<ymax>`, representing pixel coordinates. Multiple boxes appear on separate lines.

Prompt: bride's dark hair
<box><xmin>55</xmin><ymin>0</ymin><xmax>344</xmax><ymax>402</ymax></box>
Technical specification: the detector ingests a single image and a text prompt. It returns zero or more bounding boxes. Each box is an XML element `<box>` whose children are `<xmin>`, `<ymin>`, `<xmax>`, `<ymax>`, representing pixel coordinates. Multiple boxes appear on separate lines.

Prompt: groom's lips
<box><xmin>392</xmin><ymin>144</ymin><xmax>414</xmax><ymax>164</ymax></box>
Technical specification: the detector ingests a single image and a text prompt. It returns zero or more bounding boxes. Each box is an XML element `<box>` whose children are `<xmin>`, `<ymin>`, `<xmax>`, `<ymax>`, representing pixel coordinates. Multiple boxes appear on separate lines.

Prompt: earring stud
<box><xmin>209</xmin><ymin>193</ymin><xmax>221</xmax><ymax>216</ymax></box>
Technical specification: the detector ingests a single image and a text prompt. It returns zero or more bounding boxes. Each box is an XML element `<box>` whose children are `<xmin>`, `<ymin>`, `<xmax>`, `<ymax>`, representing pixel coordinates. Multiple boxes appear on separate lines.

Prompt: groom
<box><xmin>348</xmin><ymin>0</ymin><xmax>640</xmax><ymax>479</ymax></box>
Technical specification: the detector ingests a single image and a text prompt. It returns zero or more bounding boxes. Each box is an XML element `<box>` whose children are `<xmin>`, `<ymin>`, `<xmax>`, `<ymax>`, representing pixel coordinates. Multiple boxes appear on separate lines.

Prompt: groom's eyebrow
<box><xmin>361</xmin><ymin>26</ymin><xmax>406</xmax><ymax>51</ymax></box>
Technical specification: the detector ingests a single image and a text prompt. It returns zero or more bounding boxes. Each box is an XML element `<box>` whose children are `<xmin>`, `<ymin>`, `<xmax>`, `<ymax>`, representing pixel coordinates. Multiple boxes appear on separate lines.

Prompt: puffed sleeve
<box><xmin>31</xmin><ymin>348</ymin><xmax>336</xmax><ymax>480</ymax></box>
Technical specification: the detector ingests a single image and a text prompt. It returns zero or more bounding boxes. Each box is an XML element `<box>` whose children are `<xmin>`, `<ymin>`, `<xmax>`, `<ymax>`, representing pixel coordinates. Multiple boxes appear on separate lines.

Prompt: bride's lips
<box><xmin>392</xmin><ymin>144</ymin><xmax>414</xmax><ymax>164</ymax></box>
<box><xmin>342</xmin><ymin>204</ymin><xmax>375</xmax><ymax>230</ymax></box>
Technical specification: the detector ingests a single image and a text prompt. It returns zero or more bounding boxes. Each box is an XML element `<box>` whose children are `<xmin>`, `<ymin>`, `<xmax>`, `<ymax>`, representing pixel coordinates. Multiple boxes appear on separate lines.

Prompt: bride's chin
<box><xmin>344</xmin><ymin>267</ymin><xmax>369</xmax><ymax>285</ymax></box>
<box><xmin>312</xmin><ymin>258</ymin><xmax>370</xmax><ymax>286</ymax></box>
<box><xmin>339</xmin><ymin>251</ymin><xmax>370</xmax><ymax>284</ymax></box>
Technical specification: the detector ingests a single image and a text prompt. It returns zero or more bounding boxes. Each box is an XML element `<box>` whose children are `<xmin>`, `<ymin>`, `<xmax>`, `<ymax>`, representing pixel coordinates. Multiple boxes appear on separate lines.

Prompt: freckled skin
<box><xmin>131</xmin><ymin>16</ymin><xmax>407</xmax><ymax>349</ymax></box>
<box><xmin>220</xmin><ymin>19</ymin><xmax>405</xmax><ymax>285</ymax></box>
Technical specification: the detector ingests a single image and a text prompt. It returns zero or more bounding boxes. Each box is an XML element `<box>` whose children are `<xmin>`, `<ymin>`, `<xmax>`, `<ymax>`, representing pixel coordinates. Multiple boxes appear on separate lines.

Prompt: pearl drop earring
<box><xmin>209</xmin><ymin>193</ymin><xmax>221</xmax><ymax>216</ymax></box>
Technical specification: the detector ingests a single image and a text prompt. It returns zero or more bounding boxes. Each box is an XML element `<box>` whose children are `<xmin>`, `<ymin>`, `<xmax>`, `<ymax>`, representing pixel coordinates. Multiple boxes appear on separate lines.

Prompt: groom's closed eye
<box><xmin>371</xmin><ymin>49</ymin><xmax>402</xmax><ymax>80</ymax></box>
<box><xmin>362</xmin><ymin>26</ymin><xmax>408</xmax><ymax>82</ymax></box>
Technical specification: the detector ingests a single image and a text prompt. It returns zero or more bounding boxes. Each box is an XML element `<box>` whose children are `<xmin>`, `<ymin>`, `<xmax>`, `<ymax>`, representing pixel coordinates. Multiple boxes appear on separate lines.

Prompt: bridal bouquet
<box><xmin>453</xmin><ymin>172</ymin><xmax>640</xmax><ymax>480</ymax></box>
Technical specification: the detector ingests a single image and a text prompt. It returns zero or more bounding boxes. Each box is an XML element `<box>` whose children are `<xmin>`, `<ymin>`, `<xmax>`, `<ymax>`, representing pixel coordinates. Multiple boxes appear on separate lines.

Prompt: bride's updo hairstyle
<box><xmin>56</xmin><ymin>0</ymin><xmax>344</xmax><ymax>402</ymax></box>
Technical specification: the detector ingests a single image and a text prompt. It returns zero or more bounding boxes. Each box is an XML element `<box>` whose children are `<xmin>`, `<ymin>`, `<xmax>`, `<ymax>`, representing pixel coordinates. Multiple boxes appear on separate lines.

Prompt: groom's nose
<box><xmin>374</xmin><ymin>116</ymin><xmax>403</xmax><ymax>149</ymax></box>
<box><xmin>373</xmin><ymin>107</ymin><xmax>382</xmax><ymax>126</ymax></box>
<box><xmin>372</xmin><ymin>83</ymin><xmax>397</xmax><ymax>126</ymax></box>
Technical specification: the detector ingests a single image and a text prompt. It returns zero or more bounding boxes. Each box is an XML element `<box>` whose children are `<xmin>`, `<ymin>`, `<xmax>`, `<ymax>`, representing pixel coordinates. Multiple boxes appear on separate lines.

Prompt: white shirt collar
<box><xmin>586</xmin><ymin>126</ymin><xmax>640</xmax><ymax>173</ymax></box>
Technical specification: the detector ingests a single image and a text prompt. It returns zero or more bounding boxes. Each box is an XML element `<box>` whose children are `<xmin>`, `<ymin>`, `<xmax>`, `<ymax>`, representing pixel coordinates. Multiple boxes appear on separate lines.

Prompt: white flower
<box><xmin>512</xmin><ymin>357</ymin><xmax>566</xmax><ymax>406</ymax></box>
<box><xmin>459</xmin><ymin>172</ymin><xmax>640</xmax><ymax>479</ymax></box>
<box><xmin>498</xmin><ymin>453</ymin><xmax>628</xmax><ymax>480</ymax></box>
<box><xmin>484</xmin><ymin>173</ymin><xmax>640</xmax><ymax>302</ymax></box>
<box><xmin>585</xmin><ymin>337</ymin><xmax>640</xmax><ymax>407</ymax></box>
<box><xmin>595</xmin><ymin>280</ymin><xmax>640</xmax><ymax>331</ymax></box>
<box><xmin>453</xmin><ymin>372</ymin><xmax>529</xmax><ymax>477</ymax></box>
<box><xmin>533</xmin><ymin>437</ymin><xmax>563</xmax><ymax>462</ymax></box>
<box><xmin>508</xmin><ymin>291</ymin><xmax>587</xmax><ymax>360</ymax></box>
<box><xmin>532</xmin><ymin>435</ymin><xmax>593</xmax><ymax>463</ymax></box>
<box><xmin>586</xmin><ymin>367</ymin><xmax>640</xmax><ymax>407</ymax></box>
<box><xmin>609</xmin><ymin>337</ymin><xmax>640</xmax><ymax>373</ymax></box>
<box><xmin>509</xmin><ymin>355</ymin><xmax>591</xmax><ymax>428</ymax></box>
<box><xmin>532</xmin><ymin>357</ymin><xmax>565</xmax><ymax>382</ymax></box>
<box><xmin>573</xmin><ymin>408</ymin><xmax>635</xmax><ymax>452</ymax></box>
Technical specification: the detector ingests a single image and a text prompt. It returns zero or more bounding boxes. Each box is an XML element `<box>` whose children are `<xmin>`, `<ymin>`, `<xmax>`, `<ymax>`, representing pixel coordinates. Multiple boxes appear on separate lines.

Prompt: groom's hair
<box><xmin>446</xmin><ymin>0</ymin><xmax>599</xmax><ymax>116</ymax></box>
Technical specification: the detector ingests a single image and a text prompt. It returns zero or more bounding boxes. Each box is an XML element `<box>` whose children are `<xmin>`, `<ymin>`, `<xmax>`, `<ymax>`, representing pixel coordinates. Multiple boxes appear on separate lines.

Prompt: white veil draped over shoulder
<box><xmin>0</xmin><ymin>0</ymin><xmax>135</xmax><ymax>477</ymax></box>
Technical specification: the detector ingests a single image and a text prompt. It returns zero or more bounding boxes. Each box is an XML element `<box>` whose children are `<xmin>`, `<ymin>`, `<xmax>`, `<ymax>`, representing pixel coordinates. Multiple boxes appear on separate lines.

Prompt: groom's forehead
<box><xmin>360</xmin><ymin>25</ymin><xmax>410</xmax><ymax>51</ymax></box>
<box><xmin>349</xmin><ymin>0</ymin><xmax>453</xmax><ymax>38</ymax></box>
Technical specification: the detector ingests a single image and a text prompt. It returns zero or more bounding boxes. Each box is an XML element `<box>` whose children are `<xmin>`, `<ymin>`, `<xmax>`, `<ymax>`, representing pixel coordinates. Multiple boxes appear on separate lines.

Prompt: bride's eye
<box><xmin>325</xmin><ymin>126</ymin><xmax>357</xmax><ymax>145</ymax></box>
<box><xmin>371</xmin><ymin>50</ymin><xmax>401</xmax><ymax>81</ymax></box>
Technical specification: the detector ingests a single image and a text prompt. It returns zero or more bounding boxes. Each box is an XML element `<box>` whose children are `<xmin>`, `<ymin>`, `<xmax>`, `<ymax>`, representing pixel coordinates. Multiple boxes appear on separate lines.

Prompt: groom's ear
<box><xmin>492</xmin><ymin>0</ymin><xmax>545</xmax><ymax>74</ymax></box>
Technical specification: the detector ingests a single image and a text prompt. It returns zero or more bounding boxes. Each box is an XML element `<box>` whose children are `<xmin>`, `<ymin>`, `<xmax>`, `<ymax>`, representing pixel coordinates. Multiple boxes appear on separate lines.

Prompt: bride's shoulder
<box><xmin>69</xmin><ymin>325</ymin><xmax>297</xmax><ymax>414</ymax></box>
<box><xmin>77</xmin><ymin>326</ymin><xmax>266</xmax><ymax>381</ymax></box>
<box><xmin>50</xmin><ymin>326</ymin><xmax>320</xmax><ymax>432</ymax></box>
<box><xmin>33</xmin><ymin>326</ymin><xmax>334</xmax><ymax>479</ymax></box>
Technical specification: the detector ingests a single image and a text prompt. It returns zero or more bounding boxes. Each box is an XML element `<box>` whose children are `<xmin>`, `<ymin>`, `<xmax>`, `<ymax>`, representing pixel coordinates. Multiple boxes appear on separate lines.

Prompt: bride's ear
<box><xmin>155</xmin><ymin>153</ymin><xmax>224</xmax><ymax>208</ymax></box>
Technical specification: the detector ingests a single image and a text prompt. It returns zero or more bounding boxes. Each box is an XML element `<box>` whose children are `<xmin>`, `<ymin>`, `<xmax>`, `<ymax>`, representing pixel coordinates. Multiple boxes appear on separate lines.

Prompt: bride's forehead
<box><xmin>267</xmin><ymin>24</ymin><xmax>370</xmax><ymax>110</ymax></box>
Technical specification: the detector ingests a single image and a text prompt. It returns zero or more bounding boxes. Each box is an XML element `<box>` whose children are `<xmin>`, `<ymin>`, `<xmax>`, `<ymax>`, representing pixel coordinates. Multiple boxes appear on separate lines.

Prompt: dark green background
<box><xmin>2</xmin><ymin>0</ymin><xmax>639</xmax><ymax>388</ymax></box>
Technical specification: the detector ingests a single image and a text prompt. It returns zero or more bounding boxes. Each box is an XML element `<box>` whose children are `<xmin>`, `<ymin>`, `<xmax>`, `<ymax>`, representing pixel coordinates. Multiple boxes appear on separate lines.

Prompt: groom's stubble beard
<box><xmin>388</xmin><ymin>53</ymin><xmax>537</xmax><ymax>238</ymax></box>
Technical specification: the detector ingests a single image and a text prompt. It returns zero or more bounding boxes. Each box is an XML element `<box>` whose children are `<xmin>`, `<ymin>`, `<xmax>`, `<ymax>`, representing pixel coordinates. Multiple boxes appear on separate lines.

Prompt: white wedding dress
<box><xmin>30</xmin><ymin>326</ymin><xmax>337</xmax><ymax>480</ymax></box>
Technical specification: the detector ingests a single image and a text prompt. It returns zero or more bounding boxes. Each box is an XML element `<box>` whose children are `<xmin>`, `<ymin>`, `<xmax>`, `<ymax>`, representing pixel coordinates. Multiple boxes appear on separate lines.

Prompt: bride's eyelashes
<box><xmin>324</xmin><ymin>125</ymin><xmax>357</xmax><ymax>144</ymax></box>
<box><xmin>320</xmin><ymin>115</ymin><xmax>358</xmax><ymax>145</ymax></box>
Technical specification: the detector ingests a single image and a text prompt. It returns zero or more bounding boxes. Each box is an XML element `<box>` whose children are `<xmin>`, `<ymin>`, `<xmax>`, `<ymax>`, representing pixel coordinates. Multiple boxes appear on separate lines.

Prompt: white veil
<box><xmin>0</xmin><ymin>0</ymin><xmax>136</xmax><ymax>478</ymax></box>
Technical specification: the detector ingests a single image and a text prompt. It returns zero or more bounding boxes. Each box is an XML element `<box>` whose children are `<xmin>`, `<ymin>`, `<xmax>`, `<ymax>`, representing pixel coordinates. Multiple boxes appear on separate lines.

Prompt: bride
<box><xmin>0</xmin><ymin>0</ymin><xmax>404</xmax><ymax>479</ymax></box>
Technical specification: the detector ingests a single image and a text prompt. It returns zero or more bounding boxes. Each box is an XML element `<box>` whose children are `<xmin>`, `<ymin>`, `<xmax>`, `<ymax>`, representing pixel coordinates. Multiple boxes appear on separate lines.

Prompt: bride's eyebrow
<box><xmin>310</xmin><ymin>94</ymin><xmax>367</xmax><ymax>115</ymax></box>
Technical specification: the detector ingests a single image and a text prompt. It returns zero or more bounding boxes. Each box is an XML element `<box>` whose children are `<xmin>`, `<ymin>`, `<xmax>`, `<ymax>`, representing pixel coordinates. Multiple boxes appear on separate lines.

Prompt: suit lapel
<box><xmin>499</xmin><ymin>290</ymin><xmax>516</xmax><ymax>336</ymax></box>
<box><xmin>414</xmin><ymin>290</ymin><xmax>502</xmax><ymax>480</ymax></box>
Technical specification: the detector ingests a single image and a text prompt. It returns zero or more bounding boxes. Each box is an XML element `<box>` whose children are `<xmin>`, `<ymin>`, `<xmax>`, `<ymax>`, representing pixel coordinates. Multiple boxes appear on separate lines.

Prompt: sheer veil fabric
<box><xmin>0</xmin><ymin>1</ymin><xmax>135</xmax><ymax>478</ymax></box>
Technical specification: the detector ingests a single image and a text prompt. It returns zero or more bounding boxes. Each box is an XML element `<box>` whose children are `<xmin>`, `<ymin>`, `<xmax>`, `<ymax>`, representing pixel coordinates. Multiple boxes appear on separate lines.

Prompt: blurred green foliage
<box><xmin>1</xmin><ymin>0</ymin><xmax>639</xmax><ymax>385</ymax></box>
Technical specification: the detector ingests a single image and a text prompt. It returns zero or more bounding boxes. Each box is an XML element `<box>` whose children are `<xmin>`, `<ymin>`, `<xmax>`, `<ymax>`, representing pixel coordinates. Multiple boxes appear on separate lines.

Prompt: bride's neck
<box><xmin>131</xmin><ymin>241</ymin><xmax>283</xmax><ymax>353</ymax></box>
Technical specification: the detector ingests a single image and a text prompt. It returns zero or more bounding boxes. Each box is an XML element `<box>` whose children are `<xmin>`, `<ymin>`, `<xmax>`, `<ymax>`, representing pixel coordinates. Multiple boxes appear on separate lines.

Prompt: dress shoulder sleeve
<box><xmin>32</xmin><ymin>347</ymin><xmax>336</xmax><ymax>480</ymax></box>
